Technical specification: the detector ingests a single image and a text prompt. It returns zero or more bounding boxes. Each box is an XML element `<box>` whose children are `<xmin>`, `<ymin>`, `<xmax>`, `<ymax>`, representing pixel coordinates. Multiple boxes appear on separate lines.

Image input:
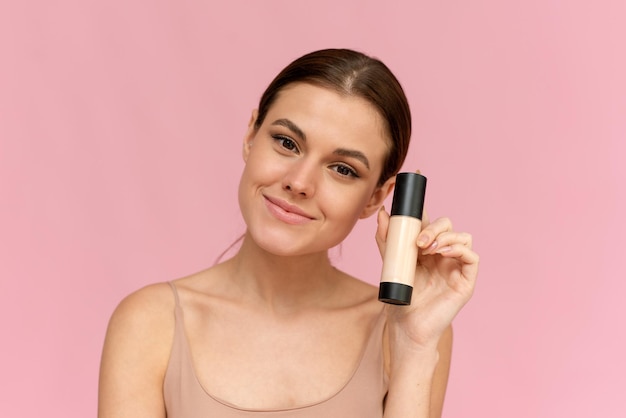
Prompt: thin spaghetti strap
<box><xmin>167</xmin><ymin>281</ymin><xmax>181</xmax><ymax>308</ymax></box>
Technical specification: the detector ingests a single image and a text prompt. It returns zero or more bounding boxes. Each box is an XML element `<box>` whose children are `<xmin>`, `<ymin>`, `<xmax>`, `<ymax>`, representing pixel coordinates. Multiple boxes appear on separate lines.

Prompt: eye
<box><xmin>272</xmin><ymin>135</ymin><xmax>300</xmax><ymax>154</ymax></box>
<box><xmin>331</xmin><ymin>163</ymin><xmax>359</xmax><ymax>178</ymax></box>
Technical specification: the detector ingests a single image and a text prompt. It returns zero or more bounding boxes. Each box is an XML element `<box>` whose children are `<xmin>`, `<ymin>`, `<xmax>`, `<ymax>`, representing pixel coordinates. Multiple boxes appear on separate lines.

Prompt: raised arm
<box><xmin>377</xmin><ymin>207</ymin><xmax>479</xmax><ymax>417</ymax></box>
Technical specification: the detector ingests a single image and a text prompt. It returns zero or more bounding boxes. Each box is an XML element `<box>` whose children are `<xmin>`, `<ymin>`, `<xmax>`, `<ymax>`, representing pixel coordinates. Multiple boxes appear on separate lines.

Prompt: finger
<box><xmin>417</xmin><ymin>217</ymin><xmax>453</xmax><ymax>250</ymax></box>
<box><xmin>435</xmin><ymin>244</ymin><xmax>480</xmax><ymax>281</ymax></box>
<box><xmin>421</xmin><ymin>207</ymin><xmax>431</xmax><ymax>229</ymax></box>
<box><xmin>375</xmin><ymin>205</ymin><xmax>390</xmax><ymax>257</ymax></box>
<box><xmin>421</xmin><ymin>231</ymin><xmax>472</xmax><ymax>255</ymax></box>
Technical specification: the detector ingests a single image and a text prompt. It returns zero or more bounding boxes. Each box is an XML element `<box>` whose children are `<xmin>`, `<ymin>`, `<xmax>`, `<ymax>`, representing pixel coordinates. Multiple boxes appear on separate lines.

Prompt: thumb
<box><xmin>375</xmin><ymin>206</ymin><xmax>390</xmax><ymax>258</ymax></box>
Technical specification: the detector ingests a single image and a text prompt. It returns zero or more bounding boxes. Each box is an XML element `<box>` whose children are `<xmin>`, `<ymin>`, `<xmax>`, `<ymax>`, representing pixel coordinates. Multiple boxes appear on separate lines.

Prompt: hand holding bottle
<box><xmin>376</xmin><ymin>174</ymin><xmax>479</xmax><ymax>350</ymax></box>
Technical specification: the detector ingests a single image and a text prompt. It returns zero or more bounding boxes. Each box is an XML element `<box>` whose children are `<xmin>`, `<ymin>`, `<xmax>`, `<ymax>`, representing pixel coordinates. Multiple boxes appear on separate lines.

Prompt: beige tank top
<box><xmin>163</xmin><ymin>282</ymin><xmax>388</xmax><ymax>417</ymax></box>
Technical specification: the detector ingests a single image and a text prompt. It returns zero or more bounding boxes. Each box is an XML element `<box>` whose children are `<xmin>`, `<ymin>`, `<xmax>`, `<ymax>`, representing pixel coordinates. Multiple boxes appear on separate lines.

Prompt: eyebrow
<box><xmin>270</xmin><ymin>118</ymin><xmax>370</xmax><ymax>169</ymax></box>
<box><xmin>334</xmin><ymin>148</ymin><xmax>370</xmax><ymax>169</ymax></box>
<box><xmin>271</xmin><ymin>118</ymin><xmax>306</xmax><ymax>141</ymax></box>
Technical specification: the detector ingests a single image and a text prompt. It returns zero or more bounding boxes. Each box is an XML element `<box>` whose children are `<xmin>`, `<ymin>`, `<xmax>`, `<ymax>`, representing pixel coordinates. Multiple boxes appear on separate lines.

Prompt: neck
<box><xmin>225</xmin><ymin>232</ymin><xmax>339</xmax><ymax>312</ymax></box>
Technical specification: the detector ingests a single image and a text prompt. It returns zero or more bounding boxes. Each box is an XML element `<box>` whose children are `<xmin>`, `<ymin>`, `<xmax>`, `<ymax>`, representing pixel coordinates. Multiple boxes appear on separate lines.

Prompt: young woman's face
<box><xmin>238</xmin><ymin>82</ymin><xmax>394</xmax><ymax>256</ymax></box>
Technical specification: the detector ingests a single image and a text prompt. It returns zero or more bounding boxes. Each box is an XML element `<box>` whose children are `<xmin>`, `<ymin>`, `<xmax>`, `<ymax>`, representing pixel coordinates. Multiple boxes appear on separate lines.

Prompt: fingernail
<box><xmin>420</xmin><ymin>240</ymin><xmax>437</xmax><ymax>254</ymax></box>
<box><xmin>436</xmin><ymin>246</ymin><xmax>452</xmax><ymax>254</ymax></box>
<box><xmin>417</xmin><ymin>236</ymin><xmax>428</xmax><ymax>247</ymax></box>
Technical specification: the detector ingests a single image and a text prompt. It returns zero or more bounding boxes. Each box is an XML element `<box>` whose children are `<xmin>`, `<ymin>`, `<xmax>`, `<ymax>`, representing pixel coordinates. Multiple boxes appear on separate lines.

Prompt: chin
<box><xmin>247</xmin><ymin>226</ymin><xmax>335</xmax><ymax>258</ymax></box>
<box><xmin>254</xmin><ymin>232</ymin><xmax>315</xmax><ymax>257</ymax></box>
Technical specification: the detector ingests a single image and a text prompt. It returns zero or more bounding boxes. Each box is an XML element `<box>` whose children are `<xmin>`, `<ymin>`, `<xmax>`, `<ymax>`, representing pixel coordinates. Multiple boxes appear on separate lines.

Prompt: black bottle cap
<box><xmin>379</xmin><ymin>282</ymin><xmax>413</xmax><ymax>305</ymax></box>
<box><xmin>390</xmin><ymin>172</ymin><xmax>427</xmax><ymax>219</ymax></box>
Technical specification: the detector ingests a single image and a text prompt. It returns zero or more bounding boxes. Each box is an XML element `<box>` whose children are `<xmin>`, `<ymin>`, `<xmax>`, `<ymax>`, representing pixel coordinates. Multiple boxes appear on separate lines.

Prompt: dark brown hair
<box><xmin>254</xmin><ymin>48</ymin><xmax>412</xmax><ymax>186</ymax></box>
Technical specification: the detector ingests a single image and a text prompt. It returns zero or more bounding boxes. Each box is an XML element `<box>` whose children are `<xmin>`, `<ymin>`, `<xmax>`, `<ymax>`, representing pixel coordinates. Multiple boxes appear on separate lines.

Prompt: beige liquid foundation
<box><xmin>379</xmin><ymin>172</ymin><xmax>427</xmax><ymax>305</ymax></box>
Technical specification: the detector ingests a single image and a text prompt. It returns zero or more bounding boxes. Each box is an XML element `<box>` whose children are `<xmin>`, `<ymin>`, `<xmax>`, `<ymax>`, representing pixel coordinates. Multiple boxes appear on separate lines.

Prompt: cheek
<box><xmin>238</xmin><ymin>159</ymin><xmax>263</xmax><ymax>199</ymax></box>
<box><xmin>319</xmin><ymin>186</ymin><xmax>372</xmax><ymax>224</ymax></box>
<box><xmin>237</xmin><ymin>167</ymin><xmax>251</xmax><ymax>221</ymax></box>
<box><xmin>237</xmin><ymin>155</ymin><xmax>261</xmax><ymax>211</ymax></box>
<box><xmin>243</xmin><ymin>145</ymin><xmax>283</xmax><ymax>180</ymax></box>
<box><xmin>237</xmin><ymin>148</ymin><xmax>280</xmax><ymax>217</ymax></box>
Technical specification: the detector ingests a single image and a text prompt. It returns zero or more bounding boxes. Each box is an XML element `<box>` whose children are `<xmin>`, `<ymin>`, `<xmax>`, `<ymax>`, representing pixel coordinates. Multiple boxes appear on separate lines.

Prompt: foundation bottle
<box><xmin>379</xmin><ymin>172</ymin><xmax>427</xmax><ymax>305</ymax></box>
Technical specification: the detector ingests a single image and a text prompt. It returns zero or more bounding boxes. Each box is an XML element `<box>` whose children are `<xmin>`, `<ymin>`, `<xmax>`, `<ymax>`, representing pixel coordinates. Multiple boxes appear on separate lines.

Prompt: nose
<box><xmin>282</xmin><ymin>159</ymin><xmax>316</xmax><ymax>198</ymax></box>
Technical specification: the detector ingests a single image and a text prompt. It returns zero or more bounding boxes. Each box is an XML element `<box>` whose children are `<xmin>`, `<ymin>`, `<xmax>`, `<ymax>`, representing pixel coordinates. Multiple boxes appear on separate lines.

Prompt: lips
<box><xmin>263</xmin><ymin>195</ymin><xmax>315</xmax><ymax>225</ymax></box>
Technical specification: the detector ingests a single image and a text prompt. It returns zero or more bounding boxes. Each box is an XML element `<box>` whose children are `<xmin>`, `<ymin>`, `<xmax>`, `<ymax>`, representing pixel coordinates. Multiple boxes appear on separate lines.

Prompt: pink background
<box><xmin>1</xmin><ymin>1</ymin><xmax>624</xmax><ymax>416</ymax></box>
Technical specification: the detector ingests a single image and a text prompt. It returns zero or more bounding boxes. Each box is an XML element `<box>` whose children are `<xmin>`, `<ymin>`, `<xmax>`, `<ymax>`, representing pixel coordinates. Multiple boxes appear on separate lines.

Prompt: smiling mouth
<box><xmin>263</xmin><ymin>195</ymin><xmax>315</xmax><ymax>225</ymax></box>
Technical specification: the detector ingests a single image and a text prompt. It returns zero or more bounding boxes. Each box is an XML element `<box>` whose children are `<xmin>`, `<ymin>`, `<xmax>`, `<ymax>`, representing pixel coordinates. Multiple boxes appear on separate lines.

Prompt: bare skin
<box><xmin>98</xmin><ymin>83</ymin><xmax>477</xmax><ymax>418</ymax></box>
<box><xmin>98</xmin><ymin>258</ymin><xmax>453</xmax><ymax>415</ymax></box>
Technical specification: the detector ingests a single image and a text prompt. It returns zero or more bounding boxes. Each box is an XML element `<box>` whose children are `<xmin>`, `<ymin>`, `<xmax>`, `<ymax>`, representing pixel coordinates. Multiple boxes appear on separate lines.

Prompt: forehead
<box><xmin>264</xmin><ymin>83</ymin><xmax>390</xmax><ymax>153</ymax></box>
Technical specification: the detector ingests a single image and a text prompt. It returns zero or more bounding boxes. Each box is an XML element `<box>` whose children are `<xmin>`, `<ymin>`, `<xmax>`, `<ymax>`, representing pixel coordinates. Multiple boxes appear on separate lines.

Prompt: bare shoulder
<box><xmin>105</xmin><ymin>282</ymin><xmax>176</xmax><ymax>347</ymax></box>
<box><xmin>98</xmin><ymin>282</ymin><xmax>176</xmax><ymax>418</ymax></box>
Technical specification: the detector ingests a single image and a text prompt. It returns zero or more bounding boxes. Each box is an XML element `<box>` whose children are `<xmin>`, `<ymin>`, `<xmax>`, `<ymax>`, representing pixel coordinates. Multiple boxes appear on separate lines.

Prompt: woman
<box><xmin>98</xmin><ymin>49</ymin><xmax>478</xmax><ymax>418</ymax></box>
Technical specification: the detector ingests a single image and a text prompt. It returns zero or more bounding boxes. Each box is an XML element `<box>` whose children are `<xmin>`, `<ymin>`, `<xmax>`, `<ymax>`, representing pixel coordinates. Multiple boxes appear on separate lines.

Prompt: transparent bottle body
<box><xmin>380</xmin><ymin>215</ymin><xmax>421</xmax><ymax>287</ymax></box>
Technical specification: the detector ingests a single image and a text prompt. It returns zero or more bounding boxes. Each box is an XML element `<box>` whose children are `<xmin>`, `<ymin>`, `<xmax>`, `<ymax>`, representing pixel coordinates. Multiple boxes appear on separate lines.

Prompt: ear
<box><xmin>242</xmin><ymin>109</ymin><xmax>259</xmax><ymax>162</ymax></box>
<box><xmin>359</xmin><ymin>176</ymin><xmax>396</xmax><ymax>219</ymax></box>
